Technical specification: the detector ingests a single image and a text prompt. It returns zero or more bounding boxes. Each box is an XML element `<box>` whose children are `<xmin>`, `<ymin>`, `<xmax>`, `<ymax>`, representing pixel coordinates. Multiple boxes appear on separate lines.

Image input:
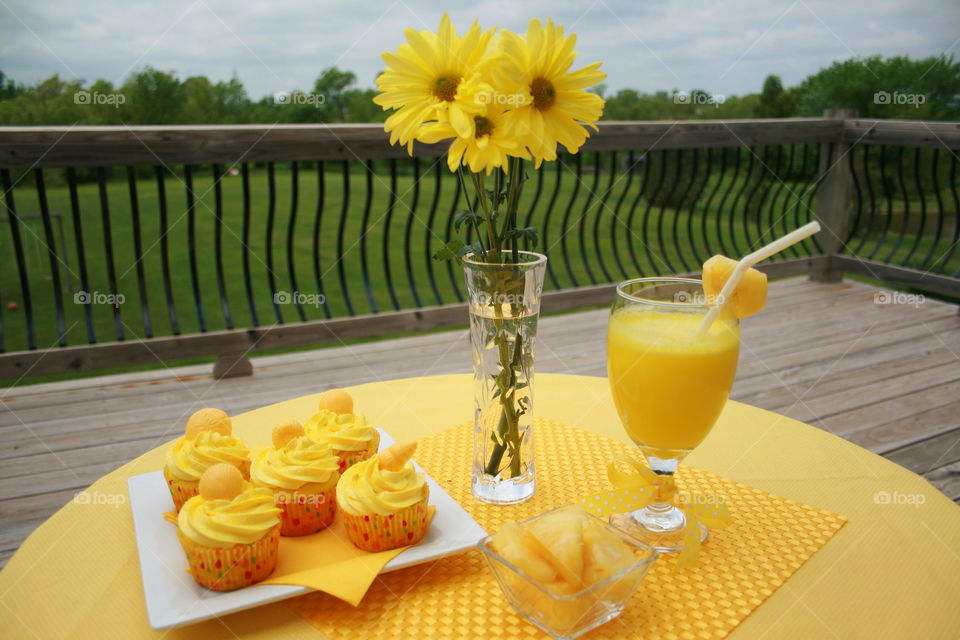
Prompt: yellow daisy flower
<box><xmin>419</xmin><ymin>104</ymin><xmax>529</xmax><ymax>175</ymax></box>
<box><xmin>496</xmin><ymin>18</ymin><xmax>606</xmax><ymax>167</ymax></box>
<box><xmin>374</xmin><ymin>14</ymin><xmax>497</xmax><ymax>153</ymax></box>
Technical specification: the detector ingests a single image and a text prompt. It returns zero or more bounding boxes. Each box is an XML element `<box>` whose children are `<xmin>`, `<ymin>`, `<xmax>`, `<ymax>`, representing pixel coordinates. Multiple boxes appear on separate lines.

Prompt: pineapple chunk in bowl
<box><xmin>478</xmin><ymin>506</ymin><xmax>658</xmax><ymax>640</ymax></box>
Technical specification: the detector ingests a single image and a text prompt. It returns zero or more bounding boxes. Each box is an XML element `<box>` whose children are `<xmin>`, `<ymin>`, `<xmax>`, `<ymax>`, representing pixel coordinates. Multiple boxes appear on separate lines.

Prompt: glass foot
<box><xmin>609</xmin><ymin>506</ymin><xmax>708</xmax><ymax>552</ymax></box>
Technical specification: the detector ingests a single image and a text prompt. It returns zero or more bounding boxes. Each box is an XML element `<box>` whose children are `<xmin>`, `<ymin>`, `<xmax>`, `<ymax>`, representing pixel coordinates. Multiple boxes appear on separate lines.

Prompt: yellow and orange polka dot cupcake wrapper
<box><xmin>164</xmin><ymin>461</ymin><xmax>251</xmax><ymax>511</ymax></box>
<box><xmin>177</xmin><ymin>525</ymin><xmax>280</xmax><ymax>591</ymax></box>
<box><xmin>342</xmin><ymin>499</ymin><xmax>430</xmax><ymax>552</ymax></box>
<box><xmin>277</xmin><ymin>488</ymin><xmax>337</xmax><ymax>536</ymax></box>
<box><xmin>289</xmin><ymin>418</ymin><xmax>847</xmax><ymax>640</ymax></box>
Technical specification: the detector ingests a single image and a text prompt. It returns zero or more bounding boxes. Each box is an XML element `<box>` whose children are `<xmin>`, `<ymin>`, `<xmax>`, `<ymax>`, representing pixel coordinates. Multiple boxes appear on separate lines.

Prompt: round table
<box><xmin>2</xmin><ymin>373</ymin><xmax>958</xmax><ymax>639</ymax></box>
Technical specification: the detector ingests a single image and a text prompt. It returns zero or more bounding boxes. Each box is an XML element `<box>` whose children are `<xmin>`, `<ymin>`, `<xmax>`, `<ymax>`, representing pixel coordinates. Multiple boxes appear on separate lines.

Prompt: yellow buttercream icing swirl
<box><xmin>178</xmin><ymin>484</ymin><xmax>280</xmax><ymax>547</ymax></box>
<box><xmin>336</xmin><ymin>454</ymin><xmax>426</xmax><ymax>517</ymax></box>
<box><xmin>251</xmin><ymin>436</ymin><xmax>340</xmax><ymax>491</ymax></box>
<box><xmin>165</xmin><ymin>430</ymin><xmax>250</xmax><ymax>482</ymax></box>
<box><xmin>305</xmin><ymin>409</ymin><xmax>376</xmax><ymax>452</ymax></box>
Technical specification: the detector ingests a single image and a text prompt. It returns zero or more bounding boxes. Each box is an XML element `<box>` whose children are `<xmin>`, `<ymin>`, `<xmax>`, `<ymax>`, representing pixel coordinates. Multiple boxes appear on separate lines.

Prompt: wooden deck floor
<box><xmin>1</xmin><ymin>276</ymin><xmax>958</xmax><ymax>567</ymax></box>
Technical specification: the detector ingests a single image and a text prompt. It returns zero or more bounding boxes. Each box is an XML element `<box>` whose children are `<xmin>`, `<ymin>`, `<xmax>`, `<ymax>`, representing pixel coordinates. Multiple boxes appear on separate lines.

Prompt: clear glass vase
<box><xmin>463</xmin><ymin>251</ymin><xmax>547</xmax><ymax>505</ymax></box>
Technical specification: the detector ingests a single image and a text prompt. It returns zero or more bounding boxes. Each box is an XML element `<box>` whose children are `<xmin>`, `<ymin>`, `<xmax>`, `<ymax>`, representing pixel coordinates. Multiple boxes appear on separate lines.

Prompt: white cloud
<box><xmin>0</xmin><ymin>0</ymin><xmax>957</xmax><ymax>100</ymax></box>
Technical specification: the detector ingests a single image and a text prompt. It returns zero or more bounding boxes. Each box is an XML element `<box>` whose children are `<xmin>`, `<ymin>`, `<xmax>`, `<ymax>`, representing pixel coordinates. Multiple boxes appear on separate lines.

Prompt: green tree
<box><xmin>120</xmin><ymin>67</ymin><xmax>186</xmax><ymax>124</ymax></box>
<box><xmin>756</xmin><ymin>74</ymin><xmax>793</xmax><ymax>117</ymax></box>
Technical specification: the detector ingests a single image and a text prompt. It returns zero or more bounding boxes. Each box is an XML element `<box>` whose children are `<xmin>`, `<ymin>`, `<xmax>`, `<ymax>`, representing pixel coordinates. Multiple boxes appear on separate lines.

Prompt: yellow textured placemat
<box><xmin>288</xmin><ymin>418</ymin><xmax>847</xmax><ymax>639</ymax></box>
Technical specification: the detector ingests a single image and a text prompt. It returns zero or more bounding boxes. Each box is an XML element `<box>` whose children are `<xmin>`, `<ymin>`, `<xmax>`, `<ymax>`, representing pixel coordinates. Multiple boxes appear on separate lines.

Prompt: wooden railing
<box><xmin>0</xmin><ymin>115</ymin><xmax>957</xmax><ymax>379</ymax></box>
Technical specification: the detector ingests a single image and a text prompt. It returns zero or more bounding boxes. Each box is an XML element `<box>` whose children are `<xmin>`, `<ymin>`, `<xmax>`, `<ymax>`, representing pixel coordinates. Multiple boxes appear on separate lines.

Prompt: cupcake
<box><xmin>336</xmin><ymin>442</ymin><xmax>430</xmax><ymax>552</ymax></box>
<box><xmin>304</xmin><ymin>390</ymin><xmax>380</xmax><ymax>473</ymax></box>
<box><xmin>164</xmin><ymin>408</ymin><xmax>251</xmax><ymax>511</ymax></box>
<box><xmin>176</xmin><ymin>464</ymin><xmax>281</xmax><ymax>591</ymax></box>
<box><xmin>251</xmin><ymin>420</ymin><xmax>340</xmax><ymax>536</ymax></box>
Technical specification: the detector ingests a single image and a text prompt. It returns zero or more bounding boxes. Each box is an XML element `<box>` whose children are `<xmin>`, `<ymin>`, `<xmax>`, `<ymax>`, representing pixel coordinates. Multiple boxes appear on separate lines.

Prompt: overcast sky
<box><xmin>1</xmin><ymin>0</ymin><xmax>958</xmax><ymax>100</ymax></box>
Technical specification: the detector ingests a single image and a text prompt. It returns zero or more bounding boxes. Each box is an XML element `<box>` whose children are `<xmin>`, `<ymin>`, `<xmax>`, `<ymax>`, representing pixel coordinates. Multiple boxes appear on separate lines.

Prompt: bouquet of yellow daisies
<box><xmin>373</xmin><ymin>14</ymin><xmax>606</xmax><ymax>263</ymax></box>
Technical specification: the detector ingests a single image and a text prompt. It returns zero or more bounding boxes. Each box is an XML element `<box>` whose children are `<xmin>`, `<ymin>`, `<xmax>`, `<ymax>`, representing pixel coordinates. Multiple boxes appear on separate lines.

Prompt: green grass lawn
<box><xmin>1</xmin><ymin>150</ymin><xmax>955</xmax><ymax>366</ymax></box>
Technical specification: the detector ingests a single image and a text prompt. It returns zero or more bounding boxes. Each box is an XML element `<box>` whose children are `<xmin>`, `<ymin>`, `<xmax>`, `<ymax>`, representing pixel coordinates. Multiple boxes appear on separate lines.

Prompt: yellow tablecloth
<box><xmin>2</xmin><ymin>373</ymin><xmax>959</xmax><ymax>639</ymax></box>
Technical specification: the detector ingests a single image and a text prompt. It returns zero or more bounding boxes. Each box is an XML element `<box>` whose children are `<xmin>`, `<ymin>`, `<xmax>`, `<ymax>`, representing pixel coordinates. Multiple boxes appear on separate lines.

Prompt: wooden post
<box><xmin>811</xmin><ymin>109</ymin><xmax>857</xmax><ymax>282</ymax></box>
<box><xmin>213</xmin><ymin>353</ymin><xmax>253</xmax><ymax>378</ymax></box>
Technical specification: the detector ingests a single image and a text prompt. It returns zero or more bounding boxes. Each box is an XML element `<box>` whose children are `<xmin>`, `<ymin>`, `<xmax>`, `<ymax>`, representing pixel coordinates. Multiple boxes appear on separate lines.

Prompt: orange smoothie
<box><xmin>607</xmin><ymin>309</ymin><xmax>739</xmax><ymax>455</ymax></box>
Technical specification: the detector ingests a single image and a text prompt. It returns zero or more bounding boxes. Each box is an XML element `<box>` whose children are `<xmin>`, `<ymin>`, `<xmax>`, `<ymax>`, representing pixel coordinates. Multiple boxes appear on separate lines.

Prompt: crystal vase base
<box><xmin>472</xmin><ymin>468</ymin><xmax>536</xmax><ymax>505</ymax></box>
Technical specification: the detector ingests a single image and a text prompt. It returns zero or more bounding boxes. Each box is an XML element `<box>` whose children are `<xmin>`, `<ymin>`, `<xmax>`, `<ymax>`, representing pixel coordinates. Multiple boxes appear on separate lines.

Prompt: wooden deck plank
<box><xmin>0</xmin><ymin>275</ymin><xmax>958</xmax><ymax>567</ymax></box>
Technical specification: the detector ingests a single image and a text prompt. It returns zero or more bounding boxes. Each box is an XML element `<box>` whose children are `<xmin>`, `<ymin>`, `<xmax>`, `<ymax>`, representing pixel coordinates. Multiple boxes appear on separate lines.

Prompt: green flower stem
<box><xmin>481</xmin><ymin>157</ymin><xmax>528</xmax><ymax>480</ymax></box>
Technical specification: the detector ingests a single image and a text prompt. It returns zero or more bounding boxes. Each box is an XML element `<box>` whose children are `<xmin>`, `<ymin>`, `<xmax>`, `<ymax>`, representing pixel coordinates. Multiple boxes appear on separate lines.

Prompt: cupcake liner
<box><xmin>343</xmin><ymin>492</ymin><xmax>430</xmax><ymax>552</ymax></box>
<box><xmin>275</xmin><ymin>487</ymin><xmax>337</xmax><ymax>536</ymax></box>
<box><xmin>164</xmin><ymin>461</ymin><xmax>251</xmax><ymax>512</ymax></box>
<box><xmin>335</xmin><ymin>431</ymin><xmax>381</xmax><ymax>473</ymax></box>
<box><xmin>177</xmin><ymin>525</ymin><xmax>281</xmax><ymax>591</ymax></box>
<box><xmin>164</xmin><ymin>467</ymin><xmax>199</xmax><ymax>512</ymax></box>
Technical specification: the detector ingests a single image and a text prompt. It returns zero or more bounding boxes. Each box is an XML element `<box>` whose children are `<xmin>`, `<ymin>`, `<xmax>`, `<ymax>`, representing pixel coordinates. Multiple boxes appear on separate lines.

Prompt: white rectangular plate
<box><xmin>128</xmin><ymin>430</ymin><xmax>487</xmax><ymax>630</ymax></box>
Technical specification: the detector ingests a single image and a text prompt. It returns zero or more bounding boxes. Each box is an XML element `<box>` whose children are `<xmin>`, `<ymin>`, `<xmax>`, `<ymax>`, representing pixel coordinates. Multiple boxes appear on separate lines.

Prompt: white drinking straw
<box><xmin>696</xmin><ymin>221</ymin><xmax>822</xmax><ymax>334</ymax></box>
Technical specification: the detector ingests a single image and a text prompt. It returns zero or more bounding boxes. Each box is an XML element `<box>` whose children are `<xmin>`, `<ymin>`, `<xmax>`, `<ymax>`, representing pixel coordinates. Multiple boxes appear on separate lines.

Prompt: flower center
<box><xmin>530</xmin><ymin>77</ymin><xmax>556</xmax><ymax>111</ymax></box>
<box><xmin>433</xmin><ymin>75</ymin><xmax>460</xmax><ymax>102</ymax></box>
<box><xmin>474</xmin><ymin>116</ymin><xmax>494</xmax><ymax>138</ymax></box>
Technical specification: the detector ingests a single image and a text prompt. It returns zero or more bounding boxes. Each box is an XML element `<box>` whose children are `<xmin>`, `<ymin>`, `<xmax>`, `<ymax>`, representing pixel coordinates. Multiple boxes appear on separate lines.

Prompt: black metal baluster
<box><xmin>654</xmin><ymin>150</ymin><xmax>679</xmax><ymax>273</ymax></box>
<box><xmin>945</xmin><ymin>154</ymin><xmax>960</xmax><ymax>275</ymax></box>
<box><xmin>717</xmin><ymin>147</ymin><xmax>741</xmax><ymax>258</ymax></box>
<box><xmin>920</xmin><ymin>150</ymin><xmax>945</xmax><ymax>271</ymax></box>
<box><xmin>741</xmin><ymin>146</ymin><xmax>766</xmax><ymax>249</ymax></box>
<box><xmin>97</xmin><ymin>167</ymin><xmax>123</xmax><ymax>341</ymax></box>
<box><xmin>672</xmin><ymin>148</ymin><xmax>698</xmax><ymax>271</ymax></box>
<box><xmin>703</xmin><ymin>148</ymin><xmax>730</xmax><ymax>257</ymax></box>
<box><xmin>777</xmin><ymin>145</ymin><xmax>803</xmax><ymax>258</ymax></box>
<box><xmin>359</xmin><ymin>160</ymin><xmax>378</xmax><ymax>313</ymax></box>
<box><xmin>240</xmin><ymin>163</ymin><xmax>259</xmax><ymax>326</ymax></box>
<box><xmin>847</xmin><ymin>147</ymin><xmax>864</xmax><ymax>256</ymax></box>
<box><xmin>627</xmin><ymin>150</ymin><xmax>653</xmax><ymax>274</ymax></box>
<box><xmin>155</xmin><ymin>167</ymin><xmax>180</xmax><ymax>334</ymax></box>
<box><xmin>2</xmin><ymin>170</ymin><xmax>36</xmax><ymax>349</ymax></box>
<box><xmin>312</xmin><ymin>161</ymin><xmax>332</xmax><ymax>318</ymax></box>
<box><xmin>286</xmin><ymin>161</ymin><xmax>307</xmax><ymax>321</ymax></box>
<box><xmin>799</xmin><ymin>144</ymin><xmax>820</xmax><ymax>255</ymax></box>
<box><xmin>698</xmin><ymin>148</ymin><xmax>716</xmax><ymax>259</ymax></box>
<box><xmin>421</xmin><ymin>158</ymin><xmax>444</xmax><ymax>305</ymax></box>
<box><xmin>443</xmin><ymin>166</ymin><xmax>463</xmax><ymax>300</ymax></box>
<box><xmin>522</xmin><ymin>161</ymin><xmax>545</xmax><ymax>252</ymax></box>
<box><xmin>66</xmin><ymin>169</ymin><xmax>95</xmax><ymax>344</ymax></box>
<box><xmin>560</xmin><ymin>153</ymin><xmax>583</xmax><ymax>286</ymax></box>
<box><xmin>33</xmin><ymin>169</ymin><xmax>67</xmax><ymax>346</ymax></box>
<box><xmin>183</xmin><ymin>165</ymin><xmax>207</xmax><ymax>331</ymax></box>
<box><xmin>904</xmin><ymin>148</ymin><xmax>927</xmax><ymax>267</ymax></box>
<box><xmin>610</xmin><ymin>150</ymin><xmax>636</xmax><ymax>279</ymax></box>
<box><xmin>211</xmin><ymin>164</ymin><xmax>233</xmax><ymax>329</ymax></box>
<box><xmin>731</xmin><ymin>148</ymin><xmax>756</xmax><ymax>255</ymax></box>
<box><xmin>591</xmin><ymin>152</ymin><xmax>616</xmax><ymax>282</ymax></box>
<box><xmin>384</xmin><ymin>158</ymin><xmax>404</xmax><ymax>310</ymax></box>
<box><xmin>542</xmin><ymin>159</ymin><xmax>563</xmax><ymax>288</ymax></box>
<box><xmin>125</xmin><ymin>166</ymin><xmax>152</xmax><ymax>338</ymax></box>
<box><xmin>336</xmin><ymin>160</ymin><xmax>355</xmax><ymax>315</ymax></box>
<box><xmin>852</xmin><ymin>145</ymin><xmax>877</xmax><ymax>256</ymax></box>
<box><xmin>264</xmin><ymin>162</ymin><xmax>283</xmax><ymax>324</ymax></box>
<box><xmin>868</xmin><ymin>146</ymin><xmax>894</xmax><ymax>260</ymax></box>
<box><xmin>402</xmin><ymin>160</ymin><xmax>424</xmax><ymax>310</ymax></box>
<box><xmin>883</xmin><ymin>146</ymin><xmax>910</xmax><ymax>263</ymax></box>
<box><xmin>577</xmin><ymin>152</ymin><xmax>601</xmax><ymax>284</ymax></box>
<box><xmin>763</xmin><ymin>145</ymin><xmax>787</xmax><ymax>248</ymax></box>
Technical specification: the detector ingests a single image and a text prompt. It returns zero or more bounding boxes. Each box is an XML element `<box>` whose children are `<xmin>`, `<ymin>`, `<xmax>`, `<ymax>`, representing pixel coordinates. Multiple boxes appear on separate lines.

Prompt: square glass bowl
<box><xmin>478</xmin><ymin>506</ymin><xmax>658</xmax><ymax>640</ymax></box>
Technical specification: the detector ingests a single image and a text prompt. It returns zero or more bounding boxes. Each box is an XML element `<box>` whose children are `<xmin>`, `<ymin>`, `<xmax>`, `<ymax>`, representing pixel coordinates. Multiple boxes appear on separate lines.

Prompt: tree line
<box><xmin>0</xmin><ymin>54</ymin><xmax>957</xmax><ymax>125</ymax></box>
